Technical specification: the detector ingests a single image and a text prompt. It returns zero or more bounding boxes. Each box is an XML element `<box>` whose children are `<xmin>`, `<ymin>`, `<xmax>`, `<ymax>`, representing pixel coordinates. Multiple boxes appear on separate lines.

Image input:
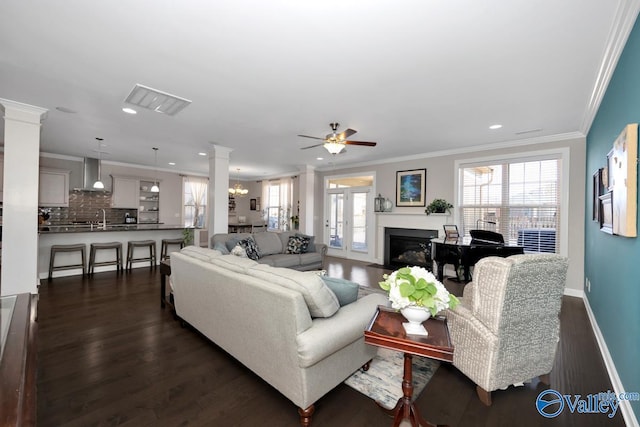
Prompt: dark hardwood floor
<box><xmin>36</xmin><ymin>257</ymin><xmax>624</xmax><ymax>426</ymax></box>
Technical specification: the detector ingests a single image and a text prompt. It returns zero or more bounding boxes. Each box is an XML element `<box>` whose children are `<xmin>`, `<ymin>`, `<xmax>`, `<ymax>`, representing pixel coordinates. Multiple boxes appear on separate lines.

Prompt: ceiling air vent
<box><xmin>124</xmin><ymin>84</ymin><xmax>191</xmax><ymax>116</ymax></box>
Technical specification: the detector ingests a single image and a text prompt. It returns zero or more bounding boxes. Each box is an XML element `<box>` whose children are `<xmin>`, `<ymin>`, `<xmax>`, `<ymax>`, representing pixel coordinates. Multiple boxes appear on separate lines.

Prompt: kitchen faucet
<box><xmin>97</xmin><ymin>209</ymin><xmax>106</xmax><ymax>230</ymax></box>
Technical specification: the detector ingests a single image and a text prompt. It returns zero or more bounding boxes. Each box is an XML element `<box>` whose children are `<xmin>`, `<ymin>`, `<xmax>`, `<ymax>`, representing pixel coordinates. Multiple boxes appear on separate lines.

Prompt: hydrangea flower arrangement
<box><xmin>379</xmin><ymin>266</ymin><xmax>459</xmax><ymax>316</ymax></box>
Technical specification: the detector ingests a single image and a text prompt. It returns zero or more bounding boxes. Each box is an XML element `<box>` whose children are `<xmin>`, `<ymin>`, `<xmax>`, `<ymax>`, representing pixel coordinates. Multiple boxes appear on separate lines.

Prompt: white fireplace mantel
<box><xmin>374</xmin><ymin>212</ymin><xmax>453</xmax><ymax>264</ymax></box>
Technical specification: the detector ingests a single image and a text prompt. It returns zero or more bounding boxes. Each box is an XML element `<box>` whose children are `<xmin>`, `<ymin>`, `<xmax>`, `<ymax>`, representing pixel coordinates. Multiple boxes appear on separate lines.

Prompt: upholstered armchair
<box><xmin>446</xmin><ymin>253</ymin><xmax>569</xmax><ymax>405</ymax></box>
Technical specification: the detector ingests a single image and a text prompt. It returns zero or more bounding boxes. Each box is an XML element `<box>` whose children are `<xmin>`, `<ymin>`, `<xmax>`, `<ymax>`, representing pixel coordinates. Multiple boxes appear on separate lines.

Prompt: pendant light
<box><xmin>228</xmin><ymin>168</ymin><xmax>248</xmax><ymax>196</ymax></box>
<box><xmin>93</xmin><ymin>137</ymin><xmax>105</xmax><ymax>189</ymax></box>
<box><xmin>150</xmin><ymin>147</ymin><xmax>160</xmax><ymax>192</ymax></box>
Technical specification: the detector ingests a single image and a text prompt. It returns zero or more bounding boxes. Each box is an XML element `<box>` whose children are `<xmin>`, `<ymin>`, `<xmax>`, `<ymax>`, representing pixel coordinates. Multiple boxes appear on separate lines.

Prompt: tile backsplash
<box><xmin>42</xmin><ymin>190</ymin><xmax>137</xmax><ymax>224</ymax></box>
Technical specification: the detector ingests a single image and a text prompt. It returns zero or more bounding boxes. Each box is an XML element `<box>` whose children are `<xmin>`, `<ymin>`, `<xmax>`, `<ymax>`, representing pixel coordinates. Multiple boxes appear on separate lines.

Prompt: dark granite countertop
<box><xmin>39</xmin><ymin>224</ymin><xmax>187</xmax><ymax>234</ymax></box>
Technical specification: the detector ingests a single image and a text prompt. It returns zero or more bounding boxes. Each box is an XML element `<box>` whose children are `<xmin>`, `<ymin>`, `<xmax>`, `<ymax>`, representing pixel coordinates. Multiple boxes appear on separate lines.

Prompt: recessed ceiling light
<box><xmin>168</xmin><ymin>162</ymin><xmax>176</xmax><ymax>166</ymax></box>
<box><xmin>122</xmin><ymin>107</ymin><xmax>137</xmax><ymax>114</ymax></box>
<box><xmin>198</xmin><ymin>152</ymin><xmax>207</xmax><ymax>156</ymax></box>
<box><xmin>316</xmin><ymin>157</ymin><xmax>324</xmax><ymax>161</ymax></box>
<box><xmin>489</xmin><ymin>124</ymin><xmax>502</xmax><ymax>130</ymax></box>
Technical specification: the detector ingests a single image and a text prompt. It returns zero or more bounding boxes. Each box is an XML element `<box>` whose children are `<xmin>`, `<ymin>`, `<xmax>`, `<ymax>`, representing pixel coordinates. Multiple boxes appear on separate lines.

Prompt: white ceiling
<box><xmin>0</xmin><ymin>1</ymin><xmax>637</xmax><ymax>179</ymax></box>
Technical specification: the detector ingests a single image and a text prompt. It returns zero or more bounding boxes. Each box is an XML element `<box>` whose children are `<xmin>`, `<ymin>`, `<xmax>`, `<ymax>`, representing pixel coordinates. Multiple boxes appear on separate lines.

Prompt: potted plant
<box><xmin>425</xmin><ymin>198</ymin><xmax>453</xmax><ymax>215</ymax></box>
<box><xmin>290</xmin><ymin>215</ymin><xmax>299</xmax><ymax>230</ymax></box>
<box><xmin>182</xmin><ymin>228</ymin><xmax>194</xmax><ymax>245</ymax></box>
<box><xmin>379</xmin><ymin>266</ymin><xmax>459</xmax><ymax>335</ymax></box>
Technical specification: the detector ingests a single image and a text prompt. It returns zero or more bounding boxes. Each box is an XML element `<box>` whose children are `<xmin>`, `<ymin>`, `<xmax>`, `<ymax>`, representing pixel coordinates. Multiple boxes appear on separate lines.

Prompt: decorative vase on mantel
<box><xmin>400</xmin><ymin>306</ymin><xmax>431</xmax><ymax>336</ymax></box>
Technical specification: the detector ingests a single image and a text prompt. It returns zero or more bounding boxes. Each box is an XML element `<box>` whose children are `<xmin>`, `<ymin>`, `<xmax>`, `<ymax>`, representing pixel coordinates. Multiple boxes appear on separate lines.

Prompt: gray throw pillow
<box><xmin>225</xmin><ymin>236</ymin><xmax>243</xmax><ymax>252</ymax></box>
<box><xmin>296</xmin><ymin>233</ymin><xmax>315</xmax><ymax>252</ymax></box>
<box><xmin>213</xmin><ymin>242</ymin><xmax>230</xmax><ymax>255</ymax></box>
<box><xmin>320</xmin><ymin>276</ymin><xmax>359</xmax><ymax>306</ymax></box>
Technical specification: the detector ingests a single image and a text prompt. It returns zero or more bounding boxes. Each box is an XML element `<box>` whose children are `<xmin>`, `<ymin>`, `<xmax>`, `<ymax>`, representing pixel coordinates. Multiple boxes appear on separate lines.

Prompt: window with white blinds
<box><xmin>458</xmin><ymin>156</ymin><xmax>561</xmax><ymax>253</ymax></box>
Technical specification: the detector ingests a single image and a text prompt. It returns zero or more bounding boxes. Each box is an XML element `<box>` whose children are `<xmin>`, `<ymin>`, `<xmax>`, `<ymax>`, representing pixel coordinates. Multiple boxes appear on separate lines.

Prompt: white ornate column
<box><xmin>0</xmin><ymin>99</ymin><xmax>48</xmax><ymax>296</ymax></box>
<box><xmin>207</xmin><ymin>144</ymin><xmax>233</xmax><ymax>236</ymax></box>
<box><xmin>298</xmin><ymin>165</ymin><xmax>315</xmax><ymax>235</ymax></box>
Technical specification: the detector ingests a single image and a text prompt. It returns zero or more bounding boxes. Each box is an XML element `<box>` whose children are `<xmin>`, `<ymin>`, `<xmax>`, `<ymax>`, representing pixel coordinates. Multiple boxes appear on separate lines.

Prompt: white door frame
<box><xmin>323</xmin><ymin>173</ymin><xmax>376</xmax><ymax>262</ymax></box>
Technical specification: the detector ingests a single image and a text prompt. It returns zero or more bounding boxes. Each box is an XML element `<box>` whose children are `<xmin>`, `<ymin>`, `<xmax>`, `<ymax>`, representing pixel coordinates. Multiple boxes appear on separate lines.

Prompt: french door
<box><xmin>324</xmin><ymin>187</ymin><xmax>373</xmax><ymax>261</ymax></box>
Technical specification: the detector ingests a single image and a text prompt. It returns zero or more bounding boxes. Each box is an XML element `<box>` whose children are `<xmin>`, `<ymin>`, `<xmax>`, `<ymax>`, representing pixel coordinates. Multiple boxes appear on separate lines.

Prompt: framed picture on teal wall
<box><xmin>599</xmin><ymin>191</ymin><xmax>613</xmax><ymax>234</ymax></box>
<box><xmin>592</xmin><ymin>168</ymin><xmax>604</xmax><ymax>222</ymax></box>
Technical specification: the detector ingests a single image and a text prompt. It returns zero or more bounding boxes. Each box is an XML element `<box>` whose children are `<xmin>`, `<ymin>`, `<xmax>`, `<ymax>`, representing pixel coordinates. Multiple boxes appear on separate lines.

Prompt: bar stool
<box><xmin>88</xmin><ymin>242</ymin><xmax>123</xmax><ymax>274</ymax></box>
<box><xmin>126</xmin><ymin>240</ymin><xmax>156</xmax><ymax>270</ymax></box>
<box><xmin>161</xmin><ymin>238</ymin><xmax>185</xmax><ymax>260</ymax></box>
<box><xmin>48</xmin><ymin>243</ymin><xmax>86</xmax><ymax>280</ymax></box>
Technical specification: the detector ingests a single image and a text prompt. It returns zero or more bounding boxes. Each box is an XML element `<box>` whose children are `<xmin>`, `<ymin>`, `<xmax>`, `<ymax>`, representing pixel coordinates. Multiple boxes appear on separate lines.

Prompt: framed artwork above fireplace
<box><xmin>396</xmin><ymin>168</ymin><xmax>426</xmax><ymax>207</ymax></box>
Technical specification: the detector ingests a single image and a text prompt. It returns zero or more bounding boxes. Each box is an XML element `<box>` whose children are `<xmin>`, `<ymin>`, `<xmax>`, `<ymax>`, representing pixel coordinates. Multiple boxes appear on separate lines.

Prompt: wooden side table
<box><xmin>160</xmin><ymin>259</ymin><xmax>172</xmax><ymax>309</ymax></box>
<box><xmin>364</xmin><ymin>305</ymin><xmax>453</xmax><ymax>427</ymax></box>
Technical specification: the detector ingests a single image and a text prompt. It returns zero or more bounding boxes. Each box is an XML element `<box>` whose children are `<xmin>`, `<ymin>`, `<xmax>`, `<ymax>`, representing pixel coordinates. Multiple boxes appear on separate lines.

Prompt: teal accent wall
<box><xmin>586</xmin><ymin>16</ymin><xmax>640</xmax><ymax>419</ymax></box>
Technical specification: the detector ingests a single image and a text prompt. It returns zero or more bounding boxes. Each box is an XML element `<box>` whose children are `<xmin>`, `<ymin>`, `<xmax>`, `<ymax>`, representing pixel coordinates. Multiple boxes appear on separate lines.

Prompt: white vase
<box><xmin>400</xmin><ymin>306</ymin><xmax>431</xmax><ymax>336</ymax></box>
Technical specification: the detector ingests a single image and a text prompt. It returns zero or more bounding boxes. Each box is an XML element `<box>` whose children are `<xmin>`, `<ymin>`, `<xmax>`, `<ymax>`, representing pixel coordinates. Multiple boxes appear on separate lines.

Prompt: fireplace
<box><xmin>384</xmin><ymin>227</ymin><xmax>439</xmax><ymax>270</ymax></box>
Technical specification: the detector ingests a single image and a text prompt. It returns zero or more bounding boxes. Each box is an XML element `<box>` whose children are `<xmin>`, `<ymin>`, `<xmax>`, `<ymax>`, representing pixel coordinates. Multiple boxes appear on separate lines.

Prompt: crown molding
<box><xmin>580</xmin><ymin>0</ymin><xmax>640</xmax><ymax>134</ymax></box>
<box><xmin>316</xmin><ymin>131</ymin><xmax>585</xmax><ymax>172</ymax></box>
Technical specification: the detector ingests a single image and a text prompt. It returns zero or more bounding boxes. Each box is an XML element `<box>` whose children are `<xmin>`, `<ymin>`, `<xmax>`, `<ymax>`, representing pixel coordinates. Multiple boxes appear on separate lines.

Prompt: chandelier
<box><xmin>228</xmin><ymin>168</ymin><xmax>248</xmax><ymax>196</ymax></box>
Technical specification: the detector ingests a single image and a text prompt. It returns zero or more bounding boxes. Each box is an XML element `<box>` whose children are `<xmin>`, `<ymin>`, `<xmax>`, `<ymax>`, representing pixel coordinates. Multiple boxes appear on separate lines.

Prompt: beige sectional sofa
<box><xmin>211</xmin><ymin>231</ymin><xmax>327</xmax><ymax>271</ymax></box>
<box><xmin>170</xmin><ymin>246</ymin><xmax>388</xmax><ymax>426</ymax></box>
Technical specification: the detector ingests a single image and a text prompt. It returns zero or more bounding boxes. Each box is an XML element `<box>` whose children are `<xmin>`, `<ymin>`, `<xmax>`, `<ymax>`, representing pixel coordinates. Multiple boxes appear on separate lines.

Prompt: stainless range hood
<box><xmin>74</xmin><ymin>157</ymin><xmax>110</xmax><ymax>192</ymax></box>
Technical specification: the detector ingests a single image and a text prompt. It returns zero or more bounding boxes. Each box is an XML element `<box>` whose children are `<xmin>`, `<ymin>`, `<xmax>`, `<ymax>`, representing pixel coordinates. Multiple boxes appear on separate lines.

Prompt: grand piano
<box><xmin>431</xmin><ymin>236</ymin><xmax>524</xmax><ymax>282</ymax></box>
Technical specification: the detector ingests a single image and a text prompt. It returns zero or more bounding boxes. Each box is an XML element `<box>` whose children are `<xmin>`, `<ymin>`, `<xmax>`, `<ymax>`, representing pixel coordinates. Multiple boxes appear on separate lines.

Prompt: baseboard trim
<box><xmin>563</xmin><ymin>287</ymin><xmax>583</xmax><ymax>298</ymax></box>
<box><xmin>583</xmin><ymin>295</ymin><xmax>639</xmax><ymax>427</ymax></box>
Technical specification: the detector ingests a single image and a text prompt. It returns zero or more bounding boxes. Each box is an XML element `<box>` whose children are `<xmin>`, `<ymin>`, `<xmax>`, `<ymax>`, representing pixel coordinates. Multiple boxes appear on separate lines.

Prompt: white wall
<box><xmin>315</xmin><ymin>136</ymin><xmax>586</xmax><ymax>293</ymax></box>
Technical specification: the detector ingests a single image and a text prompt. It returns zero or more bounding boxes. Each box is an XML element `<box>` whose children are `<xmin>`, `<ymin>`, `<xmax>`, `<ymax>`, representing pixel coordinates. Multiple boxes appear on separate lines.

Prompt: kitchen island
<box><xmin>38</xmin><ymin>224</ymin><xmax>186</xmax><ymax>279</ymax></box>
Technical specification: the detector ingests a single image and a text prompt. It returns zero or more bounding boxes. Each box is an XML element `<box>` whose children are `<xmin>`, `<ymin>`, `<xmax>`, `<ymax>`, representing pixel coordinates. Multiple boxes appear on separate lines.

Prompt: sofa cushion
<box><xmin>321</xmin><ymin>276</ymin><xmax>359</xmax><ymax>306</ymax></box>
<box><xmin>209</xmin><ymin>253</ymin><xmax>258</xmax><ymax>273</ymax></box>
<box><xmin>298</xmin><ymin>252</ymin><xmax>322</xmax><ymax>266</ymax></box>
<box><xmin>252</xmin><ymin>231</ymin><xmax>282</xmax><ymax>256</ymax></box>
<box><xmin>248</xmin><ymin>264</ymin><xmax>340</xmax><ymax>318</ymax></box>
<box><xmin>258</xmin><ymin>253</ymin><xmax>301</xmax><ymax>268</ymax></box>
<box><xmin>286</xmin><ymin>235</ymin><xmax>306</xmax><ymax>254</ymax></box>
<box><xmin>296</xmin><ymin>233</ymin><xmax>315</xmax><ymax>253</ymax></box>
<box><xmin>180</xmin><ymin>246</ymin><xmax>222</xmax><ymax>262</ymax></box>
<box><xmin>278</xmin><ymin>231</ymin><xmax>296</xmax><ymax>250</ymax></box>
<box><xmin>239</xmin><ymin>236</ymin><xmax>261</xmax><ymax>260</ymax></box>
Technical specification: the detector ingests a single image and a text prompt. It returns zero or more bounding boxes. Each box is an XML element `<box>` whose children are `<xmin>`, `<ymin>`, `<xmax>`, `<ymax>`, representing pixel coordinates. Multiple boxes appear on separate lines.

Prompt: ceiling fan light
<box><xmin>324</xmin><ymin>142</ymin><xmax>344</xmax><ymax>155</ymax></box>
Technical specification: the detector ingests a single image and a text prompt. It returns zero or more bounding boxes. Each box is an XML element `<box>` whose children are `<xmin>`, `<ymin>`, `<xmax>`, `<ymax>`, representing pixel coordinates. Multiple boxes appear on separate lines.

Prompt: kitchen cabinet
<box><xmin>138</xmin><ymin>179</ymin><xmax>159</xmax><ymax>224</ymax></box>
<box><xmin>111</xmin><ymin>176</ymin><xmax>160</xmax><ymax>224</ymax></box>
<box><xmin>111</xmin><ymin>176</ymin><xmax>139</xmax><ymax>209</ymax></box>
<box><xmin>39</xmin><ymin>168</ymin><xmax>70</xmax><ymax>207</ymax></box>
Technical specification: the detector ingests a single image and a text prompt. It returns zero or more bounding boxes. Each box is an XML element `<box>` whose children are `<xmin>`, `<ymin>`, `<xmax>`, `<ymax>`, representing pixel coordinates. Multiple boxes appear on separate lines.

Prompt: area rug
<box><xmin>344</xmin><ymin>347</ymin><xmax>440</xmax><ymax>409</ymax></box>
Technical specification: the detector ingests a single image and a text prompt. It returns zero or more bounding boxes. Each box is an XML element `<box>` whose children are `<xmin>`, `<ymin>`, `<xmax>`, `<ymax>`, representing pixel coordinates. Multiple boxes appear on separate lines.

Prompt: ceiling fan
<box><xmin>298</xmin><ymin>122</ymin><xmax>377</xmax><ymax>154</ymax></box>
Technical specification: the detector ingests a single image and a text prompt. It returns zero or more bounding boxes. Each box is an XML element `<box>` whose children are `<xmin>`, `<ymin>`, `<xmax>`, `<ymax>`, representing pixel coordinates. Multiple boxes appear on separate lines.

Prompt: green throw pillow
<box><xmin>321</xmin><ymin>276</ymin><xmax>359</xmax><ymax>306</ymax></box>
